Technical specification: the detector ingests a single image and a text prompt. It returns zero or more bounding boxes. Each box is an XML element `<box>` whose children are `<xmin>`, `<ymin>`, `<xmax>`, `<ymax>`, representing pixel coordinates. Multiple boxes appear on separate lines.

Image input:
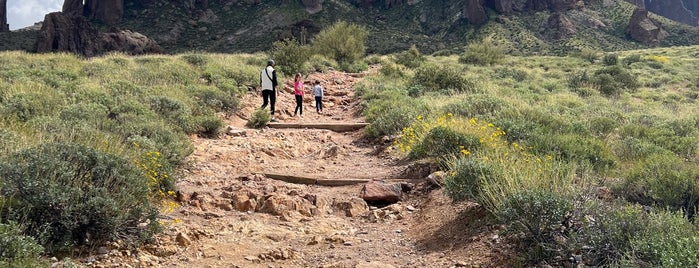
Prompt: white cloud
<box><xmin>7</xmin><ymin>0</ymin><xmax>63</xmax><ymax>30</ymax></box>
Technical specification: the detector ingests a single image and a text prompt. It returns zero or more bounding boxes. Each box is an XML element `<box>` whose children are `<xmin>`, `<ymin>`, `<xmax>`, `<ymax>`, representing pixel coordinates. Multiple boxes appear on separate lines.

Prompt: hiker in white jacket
<box><xmin>260</xmin><ymin>59</ymin><xmax>279</xmax><ymax>121</ymax></box>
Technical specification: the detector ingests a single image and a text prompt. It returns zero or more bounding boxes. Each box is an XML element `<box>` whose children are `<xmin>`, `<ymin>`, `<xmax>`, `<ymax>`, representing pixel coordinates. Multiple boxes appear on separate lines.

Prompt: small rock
<box><xmin>176</xmin><ymin>232</ymin><xmax>192</xmax><ymax>247</ymax></box>
<box><xmin>406</xmin><ymin>205</ymin><xmax>416</xmax><ymax>211</ymax></box>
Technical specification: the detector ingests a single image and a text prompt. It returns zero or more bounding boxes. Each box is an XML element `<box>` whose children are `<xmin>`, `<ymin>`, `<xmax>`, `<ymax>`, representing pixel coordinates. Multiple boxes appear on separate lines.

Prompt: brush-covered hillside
<box><xmin>114</xmin><ymin>0</ymin><xmax>699</xmax><ymax>55</ymax></box>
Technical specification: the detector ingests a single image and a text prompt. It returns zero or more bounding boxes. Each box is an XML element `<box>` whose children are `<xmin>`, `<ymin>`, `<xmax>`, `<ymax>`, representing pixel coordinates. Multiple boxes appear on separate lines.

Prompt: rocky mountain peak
<box><xmin>0</xmin><ymin>0</ymin><xmax>8</xmax><ymax>32</ymax></box>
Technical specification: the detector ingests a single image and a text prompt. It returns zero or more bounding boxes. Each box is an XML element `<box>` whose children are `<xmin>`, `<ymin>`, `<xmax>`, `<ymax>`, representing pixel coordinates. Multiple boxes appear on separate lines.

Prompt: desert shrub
<box><xmin>339</xmin><ymin>60</ymin><xmax>368</xmax><ymax>73</ymax></box>
<box><xmin>619</xmin><ymin>122</ymin><xmax>699</xmax><ymax>159</ymax></box>
<box><xmin>618</xmin><ymin>153</ymin><xmax>699</xmax><ymax>219</ymax></box>
<box><xmin>364</xmin><ymin>96</ymin><xmax>427</xmax><ymax>139</ymax></box>
<box><xmin>0</xmin><ymin>143</ymin><xmax>159</xmax><ymax>253</ymax></box>
<box><xmin>117</xmin><ymin>119</ymin><xmax>194</xmax><ymax>166</ymax></box>
<box><xmin>197</xmin><ymin>115</ymin><xmax>225</xmax><ymax>138</ymax></box>
<box><xmin>180</xmin><ymin>53</ymin><xmax>209</xmax><ymax>67</ymax></box>
<box><xmin>246</xmin><ymin>108</ymin><xmax>271</xmax><ymax>129</ymax></box>
<box><xmin>269</xmin><ymin>38</ymin><xmax>311</xmax><ymax>76</ymax></box>
<box><xmin>602</xmin><ymin>53</ymin><xmax>618</xmax><ymax>66</ymax></box>
<box><xmin>592</xmin><ymin>66</ymin><xmax>638</xmax><ymax>96</ymax></box>
<box><xmin>587</xmin><ymin>116</ymin><xmax>619</xmax><ymax>137</ymax></box>
<box><xmin>443</xmin><ymin>157</ymin><xmax>494</xmax><ymax>201</ymax></box>
<box><xmin>0</xmin><ymin>92</ymin><xmax>63</xmax><ymax>122</ymax></box>
<box><xmin>627</xmin><ymin>210</ymin><xmax>699</xmax><ymax>267</ymax></box>
<box><xmin>192</xmin><ymin>86</ymin><xmax>239</xmax><ymax>115</ymax></box>
<box><xmin>408</xmin><ymin>126</ymin><xmax>480</xmax><ymax>159</ymax></box>
<box><xmin>576</xmin><ymin>203</ymin><xmax>647</xmax><ymax>266</ymax></box>
<box><xmin>311</xmin><ymin>21</ymin><xmax>368</xmax><ymax>64</ymax></box>
<box><xmin>412</xmin><ymin>63</ymin><xmax>477</xmax><ymax>95</ymax></box>
<box><xmin>59</xmin><ymin>103</ymin><xmax>109</xmax><ymax>123</ymax></box>
<box><xmin>394</xmin><ymin>45</ymin><xmax>425</xmax><ymax>68</ymax></box>
<box><xmin>0</xmin><ymin>222</ymin><xmax>48</xmax><ymax>268</ymax></box>
<box><xmin>498</xmin><ymin>189</ymin><xmax>573</xmax><ymax>263</ymax></box>
<box><xmin>459</xmin><ymin>35</ymin><xmax>505</xmax><ymax>66</ymax></box>
<box><xmin>494</xmin><ymin>67</ymin><xmax>528</xmax><ymax>82</ymax></box>
<box><xmin>612</xmin><ymin>136</ymin><xmax>669</xmax><ymax>161</ymax></box>
<box><xmin>441</xmin><ymin>94</ymin><xmax>507</xmax><ymax>118</ymax></box>
<box><xmin>305</xmin><ymin>54</ymin><xmax>337</xmax><ymax>73</ymax></box>
<box><xmin>621</xmin><ymin>54</ymin><xmax>642</xmax><ymax>65</ymax></box>
<box><xmin>578</xmin><ymin>48</ymin><xmax>600</xmax><ymax>63</ymax></box>
<box><xmin>529</xmin><ymin>133</ymin><xmax>615</xmax><ymax>171</ymax></box>
<box><xmin>379</xmin><ymin>61</ymin><xmax>405</xmax><ymax>78</ymax></box>
<box><xmin>567</xmin><ymin>71</ymin><xmax>596</xmax><ymax>96</ymax></box>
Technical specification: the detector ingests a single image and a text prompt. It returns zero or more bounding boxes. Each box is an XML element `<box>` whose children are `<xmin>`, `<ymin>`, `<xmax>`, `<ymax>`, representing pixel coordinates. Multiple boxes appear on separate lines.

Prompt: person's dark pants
<box><xmin>294</xmin><ymin>95</ymin><xmax>303</xmax><ymax>115</ymax></box>
<box><xmin>261</xmin><ymin>90</ymin><xmax>276</xmax><ymax>115</ymax></box>
<box><xmin>315</xmin><ymin>96</ymin><xmax>323</xmax><ymax>112</ymax></box>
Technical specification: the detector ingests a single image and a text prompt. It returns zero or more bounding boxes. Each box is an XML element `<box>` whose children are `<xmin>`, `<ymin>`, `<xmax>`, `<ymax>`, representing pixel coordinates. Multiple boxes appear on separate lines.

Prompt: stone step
<box><xmin>262</xmin><ymin>173</ymin><xmax>372</xmax><ymax>186</ymax></box>
<box><xmin>266</xmin><ymin>122</ymin><xmax>369</xmax><ymax>132</ymax></box>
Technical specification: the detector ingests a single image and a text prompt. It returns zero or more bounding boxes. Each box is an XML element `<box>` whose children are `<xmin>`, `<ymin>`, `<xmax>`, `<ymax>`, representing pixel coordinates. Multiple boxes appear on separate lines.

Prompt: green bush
<box><xmin>441</xmin><ymin>94</ymin><xmax>507</xmax><ymax>118</ymax></box>
<box><xmin>339</xmin><ymin>60</ymin><xmax>368</xmax><ymax>73</ymax></box>
<box><xmin>0</xmin><ymin>143</ymin><xmax>159</xmax><ymax>253</ymax></box>
<box><xmin>270</xmin><ymin>38</ymin><xmax>311</xmax><ymax>76</ymax></box>
<box><xmin>627</xmin><ymin>210</ymin><xmax>699</xmax><ymax>267</ymax></box>
<box><xmin>498</xmin><ymin>190</ymin><xmax>573</xmax><ymax>263</ymax></box>
<box><xmin>443</xmin><ymin>157</ymin><xmax>493</xmax><ymax>201</ymax></box>
<box><xmin>192</xmin><ymin>86</ymin><xmax>240</xmax><ymax>115</ymax></box>
<box><xmin>619</xmin><ymin>153</ymin><xmax>699</xmax><ymax>218</ymax></box>
<box><xmin>592</xmin><ymin>66</ymin><xmax>639</xmax><ymax>96</ymax></box>
<box><xmin>379</xmin><ymin>61</ymin><xmax>405</xmax><ymax>78</ymax></box>
<box><xmin>0</xmin><ymin>92</ymin><xmax>63</xmax><ymax>122</ymax></box>
<box><xmin>459</xmin><ymin>36</ymin><xmax>505</xmax><ymax>66</ymax></box>
<box><xmin>311</xmin><ymin>21</ymin><xmax>368</xmax><ymax>64</ymax></box>
<box><xmin>412</xmin><ymin>63</ymin><xmax>477</xmax><ymax>95</ymax></box>
<box><xmin>0</xmin><ymin>222</ymin><xmax>47</xmax><ymax>268</ymax></box>
<box><xmin>363</xmin><ymin>95</ymin><xmax>427</xmax><ymax>139</ymax></box>
<box><xmin>408</xmin><ymin>126</ymin><xmax>480</xmax><ymax>159</ymax></box>
<box><xmin>180</xmin><ymin>53</ymin><xmax>209</xmax><ymax>67</ymax></box>
<box><xmin>246</xmin><ymin>108</ymin><xmax>271</xmax><ymax>128</ymax></box>
<box><xmin>117</xmin><ymin>119</ymin><xmax>194</xmax><ymax>166</ymax></box>
<box><xmin>305</xmin><ymin>54</ymin><xmax>337</xmax><ymax>73</ymax></box>
<box><xmin>394</xmin><ymin>45</ymin><xmax>425</xmax><ymax>68</ymax></box>
<box><xmin>621</xmin><ymin>54</ymin><xmax>643</xmax><ymax>65</ymax></box>
<box><xmin>576</xmin><ymin>203</ymin><xmax>647</xmax><ymax>266</ymax></box>
<box><xmin>587</xmin><ymin>116</ymin><xmax>619</xmax><ymax>137</ymax></box>
<box><xmin>602</xmin><ymin>53</ymin><xmax>618</xmax><ymax>66</ymax></box>
<box><xmin>530</xmin><ymin>133</ymin><xmax>615</xmax><ymax>171</ymax></box>
<box><xmin>578</xmin><ymin>48</ymin><xmax>600</xmax><ymax>63</ymax></box>
<box><xmin>494</xmin><ymin>67</ymin><xmax>528</xmax><ymax>82</ymax></box>
<box><xmin>197</xmin><ymin>115</ymin><xmax>225</xmax><ymax>138</ymax></box>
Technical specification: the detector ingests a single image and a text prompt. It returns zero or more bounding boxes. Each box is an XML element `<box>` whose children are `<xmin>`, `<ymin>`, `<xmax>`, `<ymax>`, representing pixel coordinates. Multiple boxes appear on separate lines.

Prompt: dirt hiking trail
<box><xmin>93</xmin><ymin>68</ymin><xmax>512</xmax><ymax>268</ymax></box>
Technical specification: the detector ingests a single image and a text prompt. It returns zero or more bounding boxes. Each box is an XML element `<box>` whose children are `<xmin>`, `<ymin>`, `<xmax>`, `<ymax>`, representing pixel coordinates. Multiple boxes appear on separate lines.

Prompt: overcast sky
<box><xmin>7</xmin><ymin>0</ymin><xmax>63</xmax><ymax>30</ymax></box>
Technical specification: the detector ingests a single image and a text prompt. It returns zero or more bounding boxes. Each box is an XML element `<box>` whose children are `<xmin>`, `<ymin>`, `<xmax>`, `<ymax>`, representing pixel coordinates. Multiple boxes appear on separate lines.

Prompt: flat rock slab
<box><xmin>267</xmin><ymin>122</ymin><xmax>369</xmax><ymax>132</ymax></box>
<box><xmin>263</xmin><ymin>173</ymin><xmax>371</xmax><ymax>186</ymax></box>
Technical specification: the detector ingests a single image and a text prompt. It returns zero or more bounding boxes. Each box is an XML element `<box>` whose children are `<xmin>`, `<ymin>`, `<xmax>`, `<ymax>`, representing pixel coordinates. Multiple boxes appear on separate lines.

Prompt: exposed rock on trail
<box><xmin>76</xmin><ymin>68</ymin><xmax>512</xmax><ymax>268</ymax></box>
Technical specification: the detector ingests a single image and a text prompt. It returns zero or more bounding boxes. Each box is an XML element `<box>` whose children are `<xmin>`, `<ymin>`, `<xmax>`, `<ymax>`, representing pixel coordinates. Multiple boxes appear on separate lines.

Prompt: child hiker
<box><xmin>313</xmin><ymin>80</ymin><xmax>323</xmax><ymax>114</ymax></box>
<box><xmin>293</xmin><ymin>73</ymin><xmax>304</xmax><ymax>118</ymax></box>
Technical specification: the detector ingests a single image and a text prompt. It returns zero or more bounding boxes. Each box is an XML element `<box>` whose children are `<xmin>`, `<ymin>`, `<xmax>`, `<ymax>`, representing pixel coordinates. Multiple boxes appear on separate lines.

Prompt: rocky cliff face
<box><xmin>0</xmin><ymin>0</ymin><xmax>8</xmax><ymax>32</ymax></box>
<box><xmin>627</xmin><ymin>0</ymin><xmax>698</xmax><ymax>26</ymax></box>
<box><xmin>627</xmin><ymin>8</ymin><xmax>667</xmax><ymax>45</ymax></box>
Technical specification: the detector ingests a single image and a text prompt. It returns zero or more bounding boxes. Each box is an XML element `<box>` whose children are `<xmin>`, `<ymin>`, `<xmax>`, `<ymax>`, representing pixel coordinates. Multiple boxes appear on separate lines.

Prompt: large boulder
<box><xmin>547</xmin><ymin>13</ymin><xmax>576</xmax><ymax>39</ymax></box>
<box><xmin>101</xmin><ymin>29</ymin><xmax>165</xmax><ymax>55</ymax></box>
<box><xmin>627</xmin><ymin>8</ymin><xmax>668</xmax><ymax>45</ymax></box>
<box><xmin>484</xmin><ymin>0</ymin><xmax>513</xmax><ymax>15</ymax></box>
<box><xmin>36</xmin><ymin>12</ymin><xmax>163</xmax><ymax>56</ymax></box>
<box><xmin>84</xmin><ymin>0</ymin><xmax>124</xmax><ymax>26</ymax></box>
<box><xmin>301</xmin><ymin>0</ymin><xmax>323</xmax><ymax>13</ymax></box>
<box><xmin>0</xmin><ymin>0</ymin><xmax>8</xmax><ymax>32</ymax></box>
<box><xmin>463</xmin><ymin>0</ymin><xmax>488</xmax><ymax>25</ymax></box>
<box><xmin>36</xmin><ymin>12</ymin><xmax>102</xmax><ymax>56</ymax></box>
<box><xmin>360</xmin><ymin>180</ymin><xmax>403</xmax><ymax>204</ymax></box>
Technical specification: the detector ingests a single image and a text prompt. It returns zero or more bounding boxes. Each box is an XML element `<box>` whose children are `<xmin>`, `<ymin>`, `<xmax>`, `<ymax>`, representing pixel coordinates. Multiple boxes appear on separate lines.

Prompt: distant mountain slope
<box><xmin>1</xmin><ymin>0</ymin><xmax>698</xmax><ymax>55</ymax></box>
<box><xmin>114</xmin><ymin>0</ymin><xmax>699</xmax><ymax>55</ymax></box>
